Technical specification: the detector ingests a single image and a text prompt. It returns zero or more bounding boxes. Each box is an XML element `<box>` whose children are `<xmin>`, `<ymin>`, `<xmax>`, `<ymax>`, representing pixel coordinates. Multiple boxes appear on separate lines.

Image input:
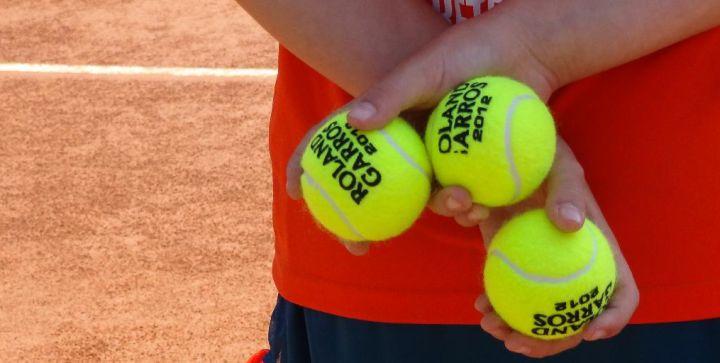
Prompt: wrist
<box><xmin>442</xmin><ymin>15</ymin><xmax>561</xmax><ymax>102</ymax></box>
<box><xmin>498</xmin><ymin>19</ymin><xmax>562</xmax><ymax>101</ymax></box>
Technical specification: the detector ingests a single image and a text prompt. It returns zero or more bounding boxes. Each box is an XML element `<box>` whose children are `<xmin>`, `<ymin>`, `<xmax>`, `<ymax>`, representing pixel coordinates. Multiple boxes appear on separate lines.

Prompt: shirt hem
<box><xmin>274</xmin><ymin>264</ymin><xmax>720</xmax><ymax>325</ymax></box>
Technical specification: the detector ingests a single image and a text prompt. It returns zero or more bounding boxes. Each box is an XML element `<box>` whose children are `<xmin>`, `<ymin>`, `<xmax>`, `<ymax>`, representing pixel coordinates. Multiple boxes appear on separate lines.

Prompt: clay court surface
<box><xmin>1</xmin><ymin>1</ymin><xmax>277</xmax><ymax>360</ymax></box>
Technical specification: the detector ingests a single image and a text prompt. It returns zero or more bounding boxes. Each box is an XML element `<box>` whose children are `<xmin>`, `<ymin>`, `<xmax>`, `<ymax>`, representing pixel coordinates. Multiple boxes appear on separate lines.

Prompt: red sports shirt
<box><xmin>268</xmin><ymin>27</ymin><xmax>720</xmax><ymax>324</ymax></box>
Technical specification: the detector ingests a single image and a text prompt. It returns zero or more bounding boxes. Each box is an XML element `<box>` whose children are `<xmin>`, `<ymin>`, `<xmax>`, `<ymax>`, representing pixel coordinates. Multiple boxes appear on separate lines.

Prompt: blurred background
<box><xmin>1</xmin><ymin>1</ymin><xmax>277</xmax><ymax>360</ymax></box>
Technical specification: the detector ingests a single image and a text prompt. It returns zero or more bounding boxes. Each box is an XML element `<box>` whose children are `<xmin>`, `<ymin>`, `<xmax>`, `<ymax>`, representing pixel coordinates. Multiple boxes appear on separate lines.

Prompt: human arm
<box><xmin>235</xmin><ymin>0</ymin><xmax>449</xmax><ymax>95</ymax></box>
<box><xmin>332</xmin><ymin>0</ymin><xmax>720</xmax><ymax>357</ymax></box>
<box><xmin>472</xmin><ymin>139</ymin><xmax>639</xmax><ymax>358</ymax></box>
<box><xmin>346</xmin><ymin>0</ymin><xmax>720</xmax><ymax>126</ymax></box>
<box><xmin>237</xmin><ymin>0</ymin><xmax>498</xmax><ymax>254</ymax></box>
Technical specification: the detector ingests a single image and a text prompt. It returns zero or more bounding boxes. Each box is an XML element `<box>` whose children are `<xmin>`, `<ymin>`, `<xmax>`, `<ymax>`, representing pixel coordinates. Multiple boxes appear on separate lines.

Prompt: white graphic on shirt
<box><xmin>430</xmin><ymin>0</ymin><xmax>502</xmax><ymax>24</ymax></box>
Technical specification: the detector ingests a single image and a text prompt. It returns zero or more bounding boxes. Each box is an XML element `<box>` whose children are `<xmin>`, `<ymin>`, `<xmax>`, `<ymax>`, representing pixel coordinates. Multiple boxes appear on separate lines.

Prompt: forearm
<box><xmin>497</xmin><ymin>0</ymin><xmax>720</xmax><ymax>89</ymax></box>
<box><xmin>236</xmin><ymin>0</ymin><xmax>448</xmax><ymax>95</ymax></box>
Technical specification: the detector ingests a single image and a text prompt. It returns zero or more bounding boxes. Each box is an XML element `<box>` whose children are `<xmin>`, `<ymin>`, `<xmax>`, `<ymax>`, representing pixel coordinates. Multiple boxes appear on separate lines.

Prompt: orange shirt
<box><xmin>268</xmin><ymin>27</ymin><xmax>720</xmax><ymax>325</ymax></box>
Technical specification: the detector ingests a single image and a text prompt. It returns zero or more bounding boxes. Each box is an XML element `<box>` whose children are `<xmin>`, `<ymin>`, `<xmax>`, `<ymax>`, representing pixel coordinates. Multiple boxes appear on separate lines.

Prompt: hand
<box><xmin>342</xmin><ymin>13</ymin><xmax>559</xmax><ymax>238</ymax></box>
<box><xmin>468</xmin><ymin>140</ymin><xmax>640</xmax><ymax>359</ymax></box>
<box><xmin>286</xmin><ymin>106</ymin><xmax>437</xmax><ymax>255</ymax></box>
<box><xmin>284</xmin><ymin>106</ymin><xmax>375</xmax><ymax>256</ymax></box>
<box><xmin>342</xmin><ymin>19</ymin><xmax>639</xmax><ymax>356</ymax></box>
<box><xmin>287</xmin><ymin>8</ymin><xmax>563</xmax><ymax>254</ymax></box>
<box><xmin>345</xmin><ymin>14</ymin><xmax>557</xmax><ymax>131</ymax></box>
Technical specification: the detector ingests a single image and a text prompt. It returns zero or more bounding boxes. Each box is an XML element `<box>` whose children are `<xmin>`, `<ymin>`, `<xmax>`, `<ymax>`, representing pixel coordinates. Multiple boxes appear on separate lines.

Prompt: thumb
<box><xmin>347</xmin><ymin>50</ymin><xmax>452</xmax><ymax>130</ymax></box>
<box><xmin>545</xmin><ymin>139</ymin><xmax>587</xmax><ymax>232</ymax></box>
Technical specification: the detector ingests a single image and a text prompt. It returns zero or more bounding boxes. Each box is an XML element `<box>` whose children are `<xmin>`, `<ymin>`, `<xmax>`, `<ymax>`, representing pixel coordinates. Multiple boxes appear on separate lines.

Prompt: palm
<box><xmin>472</xmin><ymin>140</ymin><xmax>639</xmax><ymax>358</ymax></box>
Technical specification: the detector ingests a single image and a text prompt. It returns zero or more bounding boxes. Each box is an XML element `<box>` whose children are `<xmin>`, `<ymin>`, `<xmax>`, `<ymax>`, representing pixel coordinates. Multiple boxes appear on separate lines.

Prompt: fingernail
<box><xmin>343</xmin><ymin>241</ymin><xmax>369</xmax><ymax>256</ymax></box>
<box><xmin>468</xmin><ymin>207</ymin><xmax>488</xmax><ymax>222</ymax></box>
<box><xmin>559</xmin><ymin>203</ymin><xmax>583</xmax><ymax>225</ymax></box>
<box><xmin>587</xmin><ymin>329</ymin><xmax>606</xmax><ymax>341</ymax></box>
<box><xmin>348</xmin><ymin>102</ymin><xmax>376</xmax><ymax>122</ymax></box>
<box><xmin>446</xmin><ymin>197</ymin><xmax>461</xmax><ymax>211</ymax></box>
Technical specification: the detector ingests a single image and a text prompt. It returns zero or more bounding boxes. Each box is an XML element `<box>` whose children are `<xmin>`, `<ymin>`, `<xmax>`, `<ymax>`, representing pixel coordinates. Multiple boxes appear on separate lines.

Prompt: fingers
<box><xmin>347</xmin><ymin>50</ymin><xmax>450</xmax><ymax>130</ymax></box>
<box><xmin>476</xmin><ymin>296</ymin><xmax>513</xmax><ymax>341</ymax></box>
<box><xmin>474</xmin><ymin>138</ymin><xmax>636</xmax><ymax>357</ymax></box>
<box><xmin>428</xmin><ymin>186</ymin><xmax>489</xmax><ymax>227</ymax></box>
<box><xmin>344</xmin><ymin>19</ymin><xmax>557</xmax><ymax>131</ymax></box>
<box><xmin>503</xmin><ymin>332</ymin><xmax>583</xmax><ymax>358</ymax></box>
<box><xmin>583</xmin><ymin>277</ymin><xmax>639</xmax><ymax>341</ymax></box>
<box><xmin>288</xmin><ymin>114</ymin><xmax>372</xmax><ymax>257</ymax></box>
<box><xmin>477</xmin><ymin>296</ymin><xmax>583</xmax><ymax>358</ymax></box>
<box><xmin>428</xmin><ymin>186</ymin><xmax>474</xmax><ymax>216</ymax></box>
<box><xmin>474</xmin><ymin>294</ymin><xmax>492</xmax><ymax>314</ymax></box>
<box><xmin>286</xmin><ymin>147</ymin><xmax>304</xmax><ymax>200</ymax></box>
<box><xmin>574</xmin><ymin>169</ymin><xmax>639</xmax><ymax>341</ymax></box>
<box><xmin>454</xmin><ymin>205</ymin><xmax>490</xmax><ymax>227</ymax></box>
<box><xmin>342</xmin><ymin>240</ymin><xmax>370</xmax><ymax>256</ymax></box>
<box><xmin>545</xmin><ymin>139</ymin><xmax>587</xmax><ymax>232</ymax></box>
<box><xmin>477</xmin><ymin>295</ymin><xmax>513</xmax><ymax>341</ymax></box>
<box><xmin>480</xmin><ymin>312</ymin><xmax>513</xmax><ymax>341</ymax></box>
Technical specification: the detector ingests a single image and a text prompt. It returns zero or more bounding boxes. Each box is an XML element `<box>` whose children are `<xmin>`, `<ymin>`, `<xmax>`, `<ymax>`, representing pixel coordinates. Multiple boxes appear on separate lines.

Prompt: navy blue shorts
<box><xmin>263</xmin><ymin>295</ymin><xmax>720</xmax><ymax>363</ymax></box>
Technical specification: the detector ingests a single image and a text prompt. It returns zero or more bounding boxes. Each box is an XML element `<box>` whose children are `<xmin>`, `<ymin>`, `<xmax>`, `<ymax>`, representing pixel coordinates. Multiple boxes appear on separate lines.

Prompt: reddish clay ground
<box><xmin>1</xmin><ymin>1</ymin><xmax>277</xmax><ymax>360</ymax></box>
<box><xmin>1</xmin><ymin>0</ymin><xmax>277</xmax><ymax>68</ymax></box>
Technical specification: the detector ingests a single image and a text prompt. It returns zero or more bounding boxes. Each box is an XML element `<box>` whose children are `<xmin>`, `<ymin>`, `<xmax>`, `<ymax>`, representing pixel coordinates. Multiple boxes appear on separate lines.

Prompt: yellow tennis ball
<box><xmin>425</xmin><ymin>76</ymin><xmax>556</xmax><ymax>207</ymax></box>
<box><xmin>300</xmin><ymin>112</ymin><xmax>432</xmax><ymax>242</ymax></box>
<box><xmin>483</xmin><ymin>209</ymin><xmax>617</xmax><ymax>340</ymax></box>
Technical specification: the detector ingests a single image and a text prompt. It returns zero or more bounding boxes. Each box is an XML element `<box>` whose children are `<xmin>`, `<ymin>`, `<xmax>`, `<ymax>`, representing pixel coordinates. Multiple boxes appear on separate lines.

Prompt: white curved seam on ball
<box><xmin>504</xmin><ymin>94</ymin><xmax>534</xmax><ymax>202</ymax></box>
<box><xmin>378</xmin><ymin>130</ymin><xmax>431</xmax><ymax>180</ymax></box>
<box><xmin>302</xmin><ymin>172</ymin><xmax>367</xmax><ymax>241</ymax></box>
<box><xmin>489</xmin><ymin>228</ymin><xmax>599</xmax><ymax>284</ymax></box>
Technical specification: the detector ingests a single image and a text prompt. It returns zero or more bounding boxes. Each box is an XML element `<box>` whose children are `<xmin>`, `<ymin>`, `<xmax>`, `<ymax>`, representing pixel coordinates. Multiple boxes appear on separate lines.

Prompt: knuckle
<box><xmin>490</xmin><ymin>330</ymin><xmax>509</xmax><ymax>341</ymax></box>
<box><xmin>454</xmin><ymin>215</ymin><xmax>476</xmax><ymax>227</ymax></box>
<box><xmin>429</xmin><ymin>200</ymin><xmax>450</xmax><ymax>216</ymax></box>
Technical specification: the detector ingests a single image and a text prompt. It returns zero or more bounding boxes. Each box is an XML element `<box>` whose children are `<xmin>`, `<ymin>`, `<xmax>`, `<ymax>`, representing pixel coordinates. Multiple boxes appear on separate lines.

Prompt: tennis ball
<box><xmin>300</xmin><ymin>111</ymin><xmax>432</xmax><ymax>242</ymax></box>
<box><xmin>425</xmin><ymin>76</ymin><xmax>556</xmax><ymax>207</ymax></box>
<box><xmin>483</xmin><ymin>209</ymin><xmax>617</xmax><ymax>340</ymax></box>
